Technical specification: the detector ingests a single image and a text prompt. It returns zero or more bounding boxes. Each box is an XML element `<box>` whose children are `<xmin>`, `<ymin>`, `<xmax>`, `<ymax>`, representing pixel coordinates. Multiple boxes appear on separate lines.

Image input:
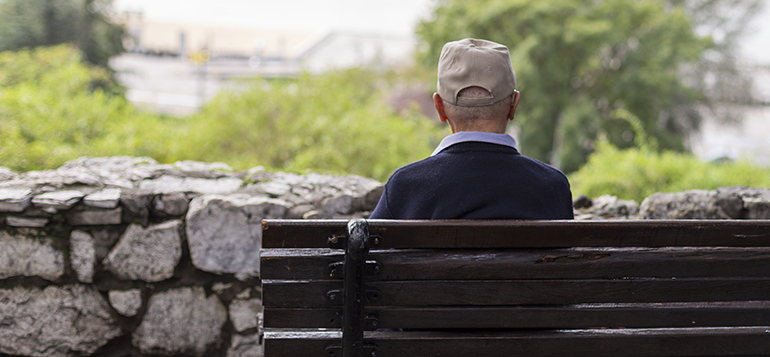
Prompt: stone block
<box><xmin>308</xmin><ymin>186</ymin><xmax>341</xmax><ymax>206</ymax></box>
<box><xmin>138</xmin><ymin>175</ymin><xmax>185</xmax><ymax>194</ymax></box>
<box><xmin>0</xmin><ymin>285</ymin><xmax>120</xmax><ymax>357</ymax></box>
<box><xmin>120</xmin><ymin>189</ymin><xmax>154</xmax><ymax>226</ymax></box>
<box><xmin>229</xmin><ymin>298</ymin><xmax>262</xmax><ymax>332</ymax></box>
<box><xmin>84</xmin><ymin>188</ymin><xmax>122</xmax><ymax>208</ymax></box>
<box><xmin>108</xmin><ymin>289</ymin><xmax>143</xmax><ymax>317</ymax></box>
<box><xmin>139</xmin><ymin>175</ymin><xmax>242</xmax><ymax>194</ymax></box>
<box><xmin>592</xmin><ymin>195</ymin><xmax>639</xmax><ymax>217</ymax></box>
<box><xmin>281</xmin><ymin>192</ymin><xmax>311</xmax><ymax>206</ymax></box>
<box><xmin>187</xmin><ymin>177</ymin><xmax>244</xmax><ymax>193</ymax></box>
<box><xmin>227</xmin><ymin>333</ymin><xmax>263</xmax><ymax>357</ymax></box>
<box><xmin>286</xmin><ymin>203</ymin><xmax>316</xmax><ymax>219</ymax></box>
<box><xmin>0</xmin><ymin>188</ymin><xmax>32</xmax><ymax>212</ymax></box>
<box><xmin>174</xmin><ymin>160</ymin><xmax>233</xmax><ymax>173</ymax></box>
<box><xmin>271</xmin><ymin>171</ymin><xmax>306</xmax><ymax>186</ymax></box>
<box><xmin>5</xmin><ymin>216</ymin><xmax>49</xmax><ymax>227</ymax></box>
<box><xmin>212</xmin><ymin>282</ymin><xmax>234</xmax><ymax>295</ymax></box>
<box><xmin>133</xmin><ymin>287</ymin><xmax>227</xmax><ymax>356</ymax></box>
<box><xmin>32</xmin><ymin>190</ymin><xmax>85</xmax><ymax>210</ymax></box>
<box><xmin>716</xmin><ymin>187</ymin><xmax>770</xmax><ymax>219</ymax></box>
<box><xmin>640</xmin><ymin>190</ymin><xmax>729</xmax><ymax>219</ymax></box>
<box><xmin>320</xmin><ymin>194</ymin><xmax>355</xmax><ymax>216</ymax></box>
<box><xmin>103</xmin><ymin>220</ymin><xmax>183</xmax><ymax>282</ymax></box>
<box><xmin>715</xmin><ymin>187</ymin><xmax>747</xmax><ymax>218</ymax></box>
<box><xmin>0</xmin><ymin>231</ymin><xmax>64</xmax><ymax>281</ymax></box>
<box><xmin>186</xmin><ymin>195</ymin><xmax>288</xmax><ymax>280</ymax></box>
<box><xmin>236</xmin><ymin>287</ymin><xmax>252</xmax><ymax>299</ymax></box>
<box><xmin>302</xmin><ymin>209</ymin><xmax>323</xmax><ymax>219</ymax></box>
<box><xmin>745</xmin><ymin>196</ymin><xmax>770</xmax><ymax>219</ymax></box>
<box><xmin>253</xmin><ymin>181</ymin><xmax>292</xmax><ymax>197</ymax></box>
<box><xmin>91</xmin><ymin>226</ymin><xmax>122</xmax><ymax>261</ymax></box>
<box><xmin>364</xmin><ymin>184</ymin><xmax>385</xmax><ymax>210</ymax></box>
<box><xmin>151</xmin><ymin>192</ymin><xmax>190</xmax><ymax>217</ymax></box>
<box><xmin>573</xmin><ymin>194</ymin><xmax>593</xmax><ymax>209</ymax></box>
<box><xmin>335</xmin><ymin>175</ymin><xmax>384</xmax><ymax>211</ymax></box>
<box><xmin>70</xmin><ymin>230</ymin><xmax>96</xmax><ymax>283</ymax></box>
<box><xmin>66</xmin><ymin>207</ymin><xmax>122</xmax><ymax>225</ymax></box>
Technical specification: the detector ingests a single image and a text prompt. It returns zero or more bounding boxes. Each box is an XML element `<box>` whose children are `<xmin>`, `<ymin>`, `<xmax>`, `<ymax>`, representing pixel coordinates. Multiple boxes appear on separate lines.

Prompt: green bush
<box><xmin>0</xmin><ymin>45</ymin><xmax>184</xmax><ymax>171</ymax></box>
<box><xmin>182</xmin><ymin>68</ymin><xmax>447</xmax><ymax>181</ymax></box>
<box><xmin>568</xmin><ymin>140</ymin><xmax>770</xmax><ymax>202</ymax></box>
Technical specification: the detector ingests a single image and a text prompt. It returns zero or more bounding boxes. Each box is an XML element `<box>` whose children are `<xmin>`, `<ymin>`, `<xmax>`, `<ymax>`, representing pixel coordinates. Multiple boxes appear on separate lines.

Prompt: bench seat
<box><xmin>260</xmin><ymin>219</ymin><xmax>770</xmax><ymax>357</ymax></box>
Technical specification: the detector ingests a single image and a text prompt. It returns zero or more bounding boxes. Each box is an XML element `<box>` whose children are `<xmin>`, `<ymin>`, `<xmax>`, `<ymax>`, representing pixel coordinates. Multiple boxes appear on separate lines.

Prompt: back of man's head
<box><xmin>437</xmin><ymin>38</ymin><xmax>517</xmax><ymax>108</ymax></box>
<box><xmin>436</xmin><ymin>38</ymin><xmax>517</xmax><ymax>125</ymax></box>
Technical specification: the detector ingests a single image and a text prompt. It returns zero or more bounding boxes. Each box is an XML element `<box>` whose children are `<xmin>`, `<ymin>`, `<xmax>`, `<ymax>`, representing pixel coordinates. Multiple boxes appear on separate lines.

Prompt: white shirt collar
<box><xmin>431</xmin><ymin>131</ymin><xmax>518</xmax><ymax>156</ymax></box>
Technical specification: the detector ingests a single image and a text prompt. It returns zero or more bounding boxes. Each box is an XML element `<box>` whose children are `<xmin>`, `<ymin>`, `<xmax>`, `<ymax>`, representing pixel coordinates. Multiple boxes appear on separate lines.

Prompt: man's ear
<box><xmin>508</xmin><ymin>90</ymin><xmax>521</xmax><ymax>121</ymax></box>
<box><xmin>433</xmin><ymin>93</ymin><xmax>448</xmax><ymax>123</ymax></box>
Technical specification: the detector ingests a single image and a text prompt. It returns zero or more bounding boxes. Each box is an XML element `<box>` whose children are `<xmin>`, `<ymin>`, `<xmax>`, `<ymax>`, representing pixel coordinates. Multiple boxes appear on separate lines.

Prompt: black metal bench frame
<box><xmin>260</xmin><ymin>219</ymin><xmax>770</xmax><ymax>357</ymax></box>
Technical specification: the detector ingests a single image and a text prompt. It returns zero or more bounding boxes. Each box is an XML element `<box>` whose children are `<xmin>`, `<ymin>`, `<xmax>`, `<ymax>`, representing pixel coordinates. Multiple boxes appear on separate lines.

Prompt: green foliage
<box><xmin>0</xmin><ymin>46</ymin><xmax>447</xmax><ymax>181</ymax></box>
<box><xmin>182</xmin><ymin>69</ymin><xmax>447</xmax><ymax>181</ymax></box>
<box><xmin>569</xmin><ymin>140</ymin><xmax>770</xmax><ymax>202</ymax></box>
<box><xmin>0</xmin><ymin>45</ymin><xmax>183</xmax><ymax>171</ymax></box>
<box><xmin>0</xmin><ymin>0</ymin><xmax>125</xmax><ymax>67</ymax></box>
<box><xmin>417</xmin><ymin>0</ymin><xmax>711</xmax><ymax>173</ymax></box>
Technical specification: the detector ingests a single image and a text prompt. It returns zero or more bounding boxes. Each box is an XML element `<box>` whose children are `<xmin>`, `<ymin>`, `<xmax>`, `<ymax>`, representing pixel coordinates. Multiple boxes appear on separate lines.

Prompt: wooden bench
<box><xmin>260</xmin><ymin>219</ymin><xmax>770</xmax><ymax>357</ymax></box>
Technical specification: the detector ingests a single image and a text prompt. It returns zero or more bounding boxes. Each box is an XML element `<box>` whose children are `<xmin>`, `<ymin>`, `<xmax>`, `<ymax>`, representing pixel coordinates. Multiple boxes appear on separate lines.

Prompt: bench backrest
<box><xmin>260</xmin><ymin>219</ymin><xmax>770</xmax><ymax>357</ymax></box>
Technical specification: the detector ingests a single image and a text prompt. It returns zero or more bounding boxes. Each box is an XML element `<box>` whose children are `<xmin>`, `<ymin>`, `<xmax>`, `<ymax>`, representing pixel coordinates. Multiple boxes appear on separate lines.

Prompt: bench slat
<box><xmin>263</xmin><ymin>327</ymin><xmax>770</xmax><ymax>357</ymax></box>
<box><xmin>263</xmin><ymin>278</ymin><xmax>770</xmax><ymax>307</ymax></box>
<box><xmin>262</xmin><ymin>220</ymin><xmax>770</xmax><ymax>248</ymax></box>
<box><xmin>265</xmin><ymin>302</ymin><xmax>770</xmax><ymax>329</ymax></box>
<box><xmin>261</xmin><ymin>219</ymin><xmax>347</xmax><ymax>248</ymax></box>
<box><xmin>261</xmin><ymin>247</ymin><xmax>770</xmax><ymax>280</ymax></box>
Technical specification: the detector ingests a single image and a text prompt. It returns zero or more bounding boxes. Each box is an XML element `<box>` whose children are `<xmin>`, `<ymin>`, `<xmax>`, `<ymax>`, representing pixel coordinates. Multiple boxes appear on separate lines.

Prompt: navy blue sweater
<box><xmin>370</xmin><ymin>141</ymin><xmax>574</xmax><ymax>219</ymax></box>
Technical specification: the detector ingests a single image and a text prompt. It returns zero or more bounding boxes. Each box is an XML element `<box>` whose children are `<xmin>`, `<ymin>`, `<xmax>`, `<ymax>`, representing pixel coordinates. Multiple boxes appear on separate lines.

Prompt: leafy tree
<box><xmin>417</xmin><ymin>0</ymin><xmax>714</xmax><ymax>173</ymax></box>
<box><xmin>0</xmin><ymin>0</ymin><xmax>125</xmax><ymax>67</ymax></box>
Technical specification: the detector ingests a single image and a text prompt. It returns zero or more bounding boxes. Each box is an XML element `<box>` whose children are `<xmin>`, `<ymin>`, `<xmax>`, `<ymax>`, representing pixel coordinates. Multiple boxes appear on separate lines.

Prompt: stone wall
<box><xmin>573</xmin><ymin>187</ymin><xmax>770</xmax><ymax>220</ymax></box>
<box><xmin>1</xmin><ymin>157</ymin><xmax>769</xmax><ymax>357</ymax></box>
<box><xmin>0</xmin><ymin>157</ymin><xmax>384</xmax><ymax>357</ymax></box>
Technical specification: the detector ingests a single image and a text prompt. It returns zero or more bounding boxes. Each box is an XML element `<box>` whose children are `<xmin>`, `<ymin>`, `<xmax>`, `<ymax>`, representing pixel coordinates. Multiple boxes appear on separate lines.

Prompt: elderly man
<box><xmin>370</xmin><ymin>38</ymin><xmax>573</xmax><ymax>219</ymax></box>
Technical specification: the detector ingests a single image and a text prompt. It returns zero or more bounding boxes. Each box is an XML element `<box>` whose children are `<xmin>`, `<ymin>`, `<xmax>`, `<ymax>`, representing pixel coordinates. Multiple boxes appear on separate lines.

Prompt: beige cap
<box><xmin>437</xmin><ymin>38</ymin><xmax>517</xmax><ymax>107</ymax></box>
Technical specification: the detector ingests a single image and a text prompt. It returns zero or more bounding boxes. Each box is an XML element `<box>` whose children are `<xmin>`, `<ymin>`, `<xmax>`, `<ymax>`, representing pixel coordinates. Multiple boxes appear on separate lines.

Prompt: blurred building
<box><xmin>119</xmin><ymin>11</ymin><xmax>310</xmax><ymax>60</ymax></box>
<box><xmin>117</xmin><ymin>10</ymin><xmax>413</xmax><ymax>71</ymax></box>
<box><xmin>295</xmin><ymin>32</ymin><xmax>415</xmax><ymax>72</ymax></box>
<box><xmin>111</xmin><ymin>11</ymin><xmax>416</xmax><ymax>115</ymax></box>
<box><xmin>691</xmin><ymin>64</ymin><xmax>770</xmax><ymax>167</ymax></box>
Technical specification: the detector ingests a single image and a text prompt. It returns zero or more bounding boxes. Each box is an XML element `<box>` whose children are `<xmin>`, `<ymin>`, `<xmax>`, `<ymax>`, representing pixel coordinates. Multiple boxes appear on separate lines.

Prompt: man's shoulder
<box><xmin>387</xmin><ymin>155</ymin><xmax>442</xmax><ymax>183</ymax></box>
<box><xmin>516</xmin><ymin>154</ymin><xmax>570</xmax><ymax>180</ymax></box>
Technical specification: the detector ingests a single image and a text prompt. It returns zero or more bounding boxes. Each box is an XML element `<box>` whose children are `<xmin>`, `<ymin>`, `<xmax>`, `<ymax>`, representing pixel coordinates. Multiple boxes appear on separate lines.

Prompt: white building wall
<box><xmin>296</xmin><ymin>33</ymin><xmax>415</xmax><ymax>73</ymax></box>
<box><xmin>691</xmin><ymin>65</ymin><xmax>770</xmax><ymax>167</ymax></box>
